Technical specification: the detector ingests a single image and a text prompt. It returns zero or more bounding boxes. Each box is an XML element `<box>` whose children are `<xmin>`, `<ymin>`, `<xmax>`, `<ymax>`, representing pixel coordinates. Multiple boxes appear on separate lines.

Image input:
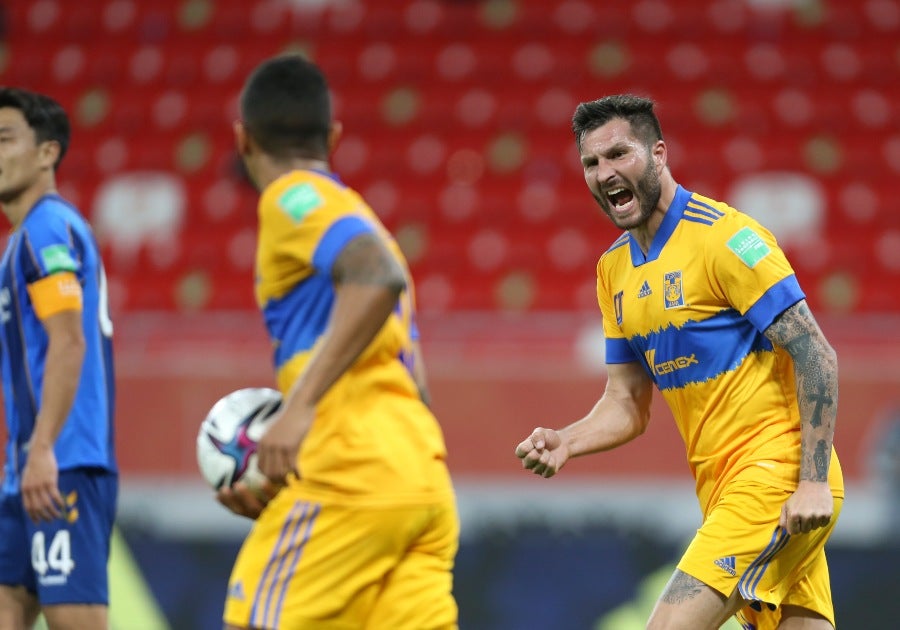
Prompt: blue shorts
<box><xmin>0</xmin><ymin>468</ymin><xmax>117</xmax><ymax>605</ymax></box>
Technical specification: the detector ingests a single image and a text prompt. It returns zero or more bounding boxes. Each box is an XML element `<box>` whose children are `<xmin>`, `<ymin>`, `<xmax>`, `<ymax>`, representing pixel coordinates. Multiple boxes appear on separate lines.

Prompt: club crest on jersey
<box><xmin>614</xmin><ymin>290</ymin><xmax>623</xmax><ymax>325</ymax></box>
<box><xmin>663</xmin><ymin>271</ymin><xmax>684</xmax><ymax>309</ymax></box>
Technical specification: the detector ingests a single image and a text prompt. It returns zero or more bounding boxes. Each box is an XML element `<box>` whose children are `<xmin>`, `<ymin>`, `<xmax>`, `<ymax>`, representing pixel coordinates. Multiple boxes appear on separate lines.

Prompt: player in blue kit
<box><xmin>0</xmin><ymin>88</ymin><xmax>117</xmax><ymax>630</ymax></box>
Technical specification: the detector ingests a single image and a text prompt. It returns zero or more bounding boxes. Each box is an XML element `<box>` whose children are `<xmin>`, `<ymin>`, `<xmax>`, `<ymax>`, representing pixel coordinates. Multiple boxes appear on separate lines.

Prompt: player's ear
<box><xmin>38</xmin><ymin>140</ymin><xmax>61</xmax><ymax>172</ymax></box>
<box><xmin>328</xmin><ymin>120</ymin><xmax>343</xmax><ymax>155</ymax></box>
<box><xmin>233</xmin><ymin>120</ymin><xmax>251</xmax><ymax>156</ymax></box>
<box><xmin>651</xmin><ymin>139</ymin><xmax>667</xmax><ymax>173</ymax></box>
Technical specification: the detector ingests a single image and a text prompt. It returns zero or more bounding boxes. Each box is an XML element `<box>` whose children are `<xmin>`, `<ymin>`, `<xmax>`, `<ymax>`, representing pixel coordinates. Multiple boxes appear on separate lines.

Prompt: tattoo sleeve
<box><xmin>764</xmin><ymin>300</ymin><xmax>838</xmax><ymax>482</ymax></box>
<box><xmin>332</xmin><ymin>232</ymin><xmax>407</xmax><ymax>290</ymax></box>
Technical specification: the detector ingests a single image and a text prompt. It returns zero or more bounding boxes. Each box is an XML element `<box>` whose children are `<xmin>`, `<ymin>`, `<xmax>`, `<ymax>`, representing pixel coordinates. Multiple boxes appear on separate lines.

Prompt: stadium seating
<box><xmin>1</xmin><ymin>0</ymin><xmax>897</xmax><ymax>314</ymax></box>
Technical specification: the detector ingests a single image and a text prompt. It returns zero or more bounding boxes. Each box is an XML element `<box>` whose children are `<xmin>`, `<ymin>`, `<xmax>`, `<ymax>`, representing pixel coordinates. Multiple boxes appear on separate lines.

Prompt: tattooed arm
<box><xmin>287</xmin><ymin>232</ymin><xmax>407</xmax><ymax>406</ymax></box>
<box><xmin>255</xmin><ymin>232</ymin><xmax>407</xmax><ymax>483</ymax></box>
<box><xmin>763</xmin><ymin>299</ymin><xmax>838</xmax><ymax>534</ymax></box>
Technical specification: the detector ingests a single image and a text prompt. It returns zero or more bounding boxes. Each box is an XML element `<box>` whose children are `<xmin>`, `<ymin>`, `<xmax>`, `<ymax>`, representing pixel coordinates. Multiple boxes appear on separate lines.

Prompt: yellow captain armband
<box><xmin>27</xmin><ymin>272</ymin><xmax>83</xmax><ymax>320</ymax></box>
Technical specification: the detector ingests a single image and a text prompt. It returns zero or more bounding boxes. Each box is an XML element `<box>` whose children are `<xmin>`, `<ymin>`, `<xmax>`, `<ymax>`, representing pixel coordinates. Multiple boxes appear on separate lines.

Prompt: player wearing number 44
<box><xmin>0</xmin><ymin>88</ymin><xmax>117</xmax><ymax>630</ymax></box>
<box><xmin>515</xmin><ymin>95</ymin><xmax>843</xmax><ymax>630</ymax></box>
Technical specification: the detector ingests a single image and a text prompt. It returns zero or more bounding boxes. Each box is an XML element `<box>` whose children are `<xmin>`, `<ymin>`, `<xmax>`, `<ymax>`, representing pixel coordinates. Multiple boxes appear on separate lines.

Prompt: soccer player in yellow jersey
<box><xmin>515</xmin><ymin>95</ymin><xmax>842</xmax><ymax>630</ymax></box>
<box><xmin>215</xmin><ymin>55</ymin><xmax>458</xmax><ymax>629</ymax></box>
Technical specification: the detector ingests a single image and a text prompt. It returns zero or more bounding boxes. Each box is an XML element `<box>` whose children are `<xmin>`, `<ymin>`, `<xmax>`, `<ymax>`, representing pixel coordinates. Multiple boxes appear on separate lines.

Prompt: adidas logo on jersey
<box><xmin>638</xmin><ymin>280</ymin><xmax>652</xmax><ymax>298</ymax></box>
<box><xmin>714</xmin><ymin>555</ymin><xmax>737</xmax><ymax>576</ymax></box>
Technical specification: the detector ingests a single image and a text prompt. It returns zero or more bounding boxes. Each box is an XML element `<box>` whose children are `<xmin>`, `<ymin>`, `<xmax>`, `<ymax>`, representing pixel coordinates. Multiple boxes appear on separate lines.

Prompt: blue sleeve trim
<box><xmin>606</xmin><ymin>337</ymin><xmax>639</xmax><ymax>364</ymax></box>
<box><xmin>744</xmin><ymin>275</ymin><xmax>805</xmax><ymax>333</ymax></box>
<box><xmin>311</xmin><ymin>216</ymin><xmax>375</xmax><ymax>274</ymax></box>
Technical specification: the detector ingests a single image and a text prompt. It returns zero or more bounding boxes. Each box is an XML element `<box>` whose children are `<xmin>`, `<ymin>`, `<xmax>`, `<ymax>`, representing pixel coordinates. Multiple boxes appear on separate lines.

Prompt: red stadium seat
<box><xmin>0</xmin><ymin>0</ymin><xmax>893</xmax><ymax>315</ymax></box>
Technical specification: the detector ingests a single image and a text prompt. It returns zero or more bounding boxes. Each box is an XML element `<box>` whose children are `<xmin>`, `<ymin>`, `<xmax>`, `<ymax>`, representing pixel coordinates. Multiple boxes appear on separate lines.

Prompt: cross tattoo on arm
<box><xmin>807</xmin><ymin>384</ymin><xmax>833</xmax><ymax>429</ymax></box>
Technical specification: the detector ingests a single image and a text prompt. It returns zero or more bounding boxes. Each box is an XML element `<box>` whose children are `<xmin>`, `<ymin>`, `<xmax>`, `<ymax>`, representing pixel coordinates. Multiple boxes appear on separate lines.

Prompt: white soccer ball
<box><xmin>196</xmin><ymin>387</ymin><xmax>282</xmax><ymax>493</ymax></box>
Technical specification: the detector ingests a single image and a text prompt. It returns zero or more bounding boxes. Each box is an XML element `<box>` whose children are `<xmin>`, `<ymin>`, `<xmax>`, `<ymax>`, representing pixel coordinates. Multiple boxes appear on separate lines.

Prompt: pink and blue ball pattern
<box><xmin>207</xmin><ymin>414</ymin><xmax>259</xmax><ymax>489</ymax></box>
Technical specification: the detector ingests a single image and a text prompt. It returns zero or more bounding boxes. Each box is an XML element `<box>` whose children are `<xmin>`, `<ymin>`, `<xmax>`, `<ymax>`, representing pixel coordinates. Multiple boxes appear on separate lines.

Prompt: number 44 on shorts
<box><xmin>32</xmin><ymin>530</ymin><xmax>75</xmax><ymax>581</ymax></box>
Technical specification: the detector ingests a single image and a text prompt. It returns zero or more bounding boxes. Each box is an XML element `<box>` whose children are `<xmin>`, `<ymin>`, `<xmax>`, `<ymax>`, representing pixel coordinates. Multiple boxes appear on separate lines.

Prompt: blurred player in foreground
<box><xmin>0</xmin><ymin>88</ymin><xmax>117</xmax><ymax>629</ymax></box>
<box><xmin>515</xmin><ymin>95</ymin><xmax>843</xmax><ymax>630</ymax></box>
<box><xmin>216</xmin><ymin>55</ymin><xmax>459</xmax><ymax>629</ymax></box>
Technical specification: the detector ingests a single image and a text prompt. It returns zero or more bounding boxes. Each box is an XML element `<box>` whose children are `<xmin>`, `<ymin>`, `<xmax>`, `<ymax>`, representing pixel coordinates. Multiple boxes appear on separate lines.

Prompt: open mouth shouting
<box><xmin>605</xmin><ymin>186</ymin><xmax>636</xmax><ymax>217</ymax></box>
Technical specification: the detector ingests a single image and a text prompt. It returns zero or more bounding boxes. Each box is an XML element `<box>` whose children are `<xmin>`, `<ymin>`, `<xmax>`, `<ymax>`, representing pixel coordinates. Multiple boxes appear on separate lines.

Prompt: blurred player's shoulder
<box><xmin>25</xmin><ymin>194</ymin><xmax>79</xmax><ymax>226</ymax></box>
<box><xmin>260</xmin><ymin>169</ymin><xmax>366</xmax><ymax>221</ymax></box>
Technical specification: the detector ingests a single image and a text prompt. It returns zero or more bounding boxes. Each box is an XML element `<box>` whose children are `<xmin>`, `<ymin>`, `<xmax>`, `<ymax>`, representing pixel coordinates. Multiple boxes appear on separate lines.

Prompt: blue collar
<box><xmin>628</xmin><ymin>184</ymin><xmax>692</xmax><ymax>266</ymax></box>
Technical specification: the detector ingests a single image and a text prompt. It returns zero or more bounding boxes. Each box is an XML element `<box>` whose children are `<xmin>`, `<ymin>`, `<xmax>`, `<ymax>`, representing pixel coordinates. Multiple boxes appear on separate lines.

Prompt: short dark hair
<box><xmin>0</xmin><ymin>87</ymin><xmax>70</xmax><ymax>169</ymax></box>
<box><xmin>572</xmin><ymin>94</ymin><xmax>663</xmax><ymax>152</ymax></box>
<box><xmin>239</xmin><ymin>54</ymin><xmax>331</xmax><ymax>160</ymax></box>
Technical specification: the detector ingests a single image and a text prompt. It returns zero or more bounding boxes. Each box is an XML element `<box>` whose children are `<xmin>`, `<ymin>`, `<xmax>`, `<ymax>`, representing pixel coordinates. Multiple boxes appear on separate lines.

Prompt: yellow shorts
<box><xmin>677</xmin><ymin>481</ymin><xmax>843</xmax><ymax>629</ymax></box>
<box><xmin>223</xmin><ymin>490</ymin><xmax>459</xmax><ymax>630</ymax></box>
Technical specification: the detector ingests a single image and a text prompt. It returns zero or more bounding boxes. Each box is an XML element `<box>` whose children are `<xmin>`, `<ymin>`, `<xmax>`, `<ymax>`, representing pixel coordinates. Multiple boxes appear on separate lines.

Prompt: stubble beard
<box><xmin>595</xmin><ymin>160</ymin><xmax>663</xmax><ymax>231</ymax></box>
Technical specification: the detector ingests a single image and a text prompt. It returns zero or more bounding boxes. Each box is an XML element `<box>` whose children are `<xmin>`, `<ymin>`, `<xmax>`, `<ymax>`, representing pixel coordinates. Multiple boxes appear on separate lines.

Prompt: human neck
<box><xmin>1</xmin><ymin>180</ymin><xmax>56</xmax><ymax>230</ymax></box>
<box><xmin>628</xmin><ymin>173</ymin><xmax>678</xmax><ymax>255</ymax></box>
<box><xmin>253</xmin><ymin>156</ymin><xmax>331</xmax><ymax>191</ymax></box>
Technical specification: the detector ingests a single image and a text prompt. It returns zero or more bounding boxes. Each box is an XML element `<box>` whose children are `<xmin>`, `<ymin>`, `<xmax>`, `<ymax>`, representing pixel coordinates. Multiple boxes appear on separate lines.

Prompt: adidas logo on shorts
<box><xmin>228</xmin><ymin>580</ymin><xmax>246</xmax><ymax>601</ymax></box>
<box><xmin>714</xmin><ymin>555</ymin><xmax>737</xmax><ymax>576</ymax></box>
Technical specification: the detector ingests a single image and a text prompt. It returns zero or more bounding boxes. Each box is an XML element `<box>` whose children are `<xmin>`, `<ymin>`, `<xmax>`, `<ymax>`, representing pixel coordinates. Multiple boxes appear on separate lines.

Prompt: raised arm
<box><xmin>763</xmin><ymin>299</ymin><xmax>838</xmax><ymax>533</ymax></box>
<box><xmin>515</xmin><ymin>360</ymin><xmax>654</xmax><ymax>478</ymax></box>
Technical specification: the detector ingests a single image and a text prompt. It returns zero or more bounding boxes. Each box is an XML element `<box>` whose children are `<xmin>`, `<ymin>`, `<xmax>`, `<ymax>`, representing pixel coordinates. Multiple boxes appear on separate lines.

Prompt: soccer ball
<box><xmin>196</xmin><ymin>387</ymin><xmax>282</xmax><ymax>492</ymax></box>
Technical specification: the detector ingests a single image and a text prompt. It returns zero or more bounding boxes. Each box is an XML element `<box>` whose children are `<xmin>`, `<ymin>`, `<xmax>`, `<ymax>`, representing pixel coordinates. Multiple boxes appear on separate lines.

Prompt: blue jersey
<box><xmin>0</xmin><ymin>194</ymin><xmax>116</xmax><ymax>494</ymax></box>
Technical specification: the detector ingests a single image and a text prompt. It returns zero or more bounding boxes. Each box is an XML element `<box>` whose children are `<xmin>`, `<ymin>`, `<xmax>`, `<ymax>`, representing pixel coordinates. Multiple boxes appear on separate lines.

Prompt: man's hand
<box><xmin>779</xmin><ymin>480</ymin><xmax>834</xmax><ymax>535</ymax></box>
<box><xmin>256</xmin><ymin>404</ymin><xmax>314</xmax><ymax>484</ymax></box>
<box><xmin>21</xmin><ymin>444</ymin><xmax>64</xmax><ymax>522</ymax></box>
<box><xmin>216</xmin><ymin>480</ymin><xmax>282</xmax><ymax>520</ymax></box>
<box><xmin>515</xmin><ymin>428</ymin><xmax>569</xmax><ymax>478</ymax></box>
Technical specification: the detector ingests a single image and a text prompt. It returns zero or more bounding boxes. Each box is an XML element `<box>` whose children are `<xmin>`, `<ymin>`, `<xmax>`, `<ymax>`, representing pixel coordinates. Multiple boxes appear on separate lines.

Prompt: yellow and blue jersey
<box><xmin>255</xmin><ymin>169</ymin><xmax>451</xmax><ymax>505</ymax></box>
<box><xmin>597</xmin><ymin>186</ymin><xmax>842</xmax><ymax>512</ymax></box>
<box><xmin>0</xmin><ymin>195</ymin><xmax>117</xmax><ymax>494</ymax></box>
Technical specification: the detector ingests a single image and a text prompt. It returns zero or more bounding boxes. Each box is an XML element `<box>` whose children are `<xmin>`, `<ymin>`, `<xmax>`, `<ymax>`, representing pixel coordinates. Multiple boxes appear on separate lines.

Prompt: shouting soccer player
<box><xmin>516</xmin><ymin>95</ymin><xmax>842</xmax><ymax>630</ymax></box>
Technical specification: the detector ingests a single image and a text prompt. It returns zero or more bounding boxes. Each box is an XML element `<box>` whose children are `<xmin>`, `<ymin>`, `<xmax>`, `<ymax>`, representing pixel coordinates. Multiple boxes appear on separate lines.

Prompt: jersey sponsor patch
<box><xmin>40</xmin><ymin>244</ymin><xmax>77</xmax><ymax>274</ymax></box>
<box><xmin>726</xmin><ymin>227</ymin><xmax>771</xmax><ymax>268</ymax></box>
<box><xmin>278</xmin><ymin>183</ymin><xmax>324</xmax><ymax>222</ymax></box>
<box><xmin>644</xmin><ymin>348</ymin><xmax>699</xmax><ymax>376</ymax></box>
